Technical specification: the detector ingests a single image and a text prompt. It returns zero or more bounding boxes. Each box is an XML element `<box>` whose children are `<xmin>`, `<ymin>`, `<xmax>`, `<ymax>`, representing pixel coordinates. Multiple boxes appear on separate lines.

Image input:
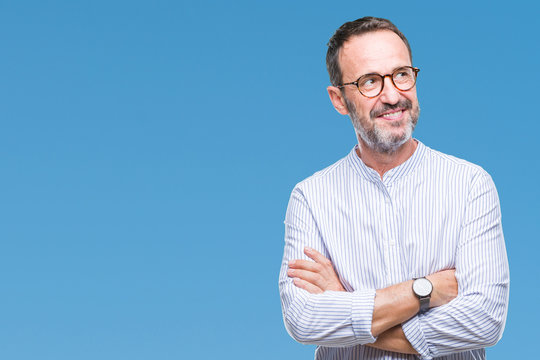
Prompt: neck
<box><xmin>355</xmin><ymin>138</ymin><xmax>418</xmax><ymax>180</ymax></box>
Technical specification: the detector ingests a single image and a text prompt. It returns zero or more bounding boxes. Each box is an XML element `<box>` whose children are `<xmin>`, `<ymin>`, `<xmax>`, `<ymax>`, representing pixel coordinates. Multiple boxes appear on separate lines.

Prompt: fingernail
<box><xmin>305</xmin><ymin>247</ymin><xmax>312</xmax><ymax>253</ymax></box>
<box><xmin>289</xmin><ymin>260</ymin><xmax>295</xmax><ymax>266</ymax></box>
<box><xmin>288</xmin><ymin>269</ymin><xmax>294</xmax><ymax>276</ymax></box>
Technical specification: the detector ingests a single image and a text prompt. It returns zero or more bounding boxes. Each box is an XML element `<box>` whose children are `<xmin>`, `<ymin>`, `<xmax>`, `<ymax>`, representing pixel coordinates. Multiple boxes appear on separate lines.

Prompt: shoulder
<box><xmin>291</xmin><ymin>150</ymin><xmax>355</xmax><ymax>196</ymax></box>
<box><xmin>421</xmin><ymin>144</ymin><xmax>495</xmax><ymax>188</ymax></box>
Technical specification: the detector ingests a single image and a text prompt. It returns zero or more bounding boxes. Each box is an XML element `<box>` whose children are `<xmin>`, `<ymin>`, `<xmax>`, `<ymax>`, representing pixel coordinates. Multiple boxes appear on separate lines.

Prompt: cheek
<box><xmin>359</xmin><ymin>100</ymin><xmax>378</xmax><ymax>117</ymax></box>
<box><xmin>407</xmin><ymin>90</ymin><xmax>418</xmax><ymax>104</ymax></box>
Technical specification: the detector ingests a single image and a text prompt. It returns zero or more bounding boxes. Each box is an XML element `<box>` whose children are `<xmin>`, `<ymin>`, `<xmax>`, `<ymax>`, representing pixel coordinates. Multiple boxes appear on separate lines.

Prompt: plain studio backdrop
<box><xmin>0</xmin><ymin>1</ymin><xmax>538</xmax><ymax>359</ymax></box>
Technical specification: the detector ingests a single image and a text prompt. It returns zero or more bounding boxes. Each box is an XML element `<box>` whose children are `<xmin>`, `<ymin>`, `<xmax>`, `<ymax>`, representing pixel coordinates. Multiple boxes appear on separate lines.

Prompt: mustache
<box><xmin>370</xmin><ymin>99</ymin><xmax>413</xmax><ymax>118</ymax></box>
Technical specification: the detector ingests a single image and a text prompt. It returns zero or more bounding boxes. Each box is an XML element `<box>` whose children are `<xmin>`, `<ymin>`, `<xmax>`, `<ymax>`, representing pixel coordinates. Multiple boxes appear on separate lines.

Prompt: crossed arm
<box><xmin>288</xmin><ymin>247</ymin><xmax>458</xmax><ymax>354</ymax></box>
<box><xmin>281</xmin><ymin>174</ymin><xmax>508</xmax><ymax>358</ymax></box>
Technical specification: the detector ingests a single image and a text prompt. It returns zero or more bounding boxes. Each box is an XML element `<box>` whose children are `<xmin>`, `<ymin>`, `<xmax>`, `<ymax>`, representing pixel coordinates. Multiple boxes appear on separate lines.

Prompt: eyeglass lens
<box><xmin>358</xmin><ymin>67</ymin><xmax>416</xmax><ymax>97</ymax></box>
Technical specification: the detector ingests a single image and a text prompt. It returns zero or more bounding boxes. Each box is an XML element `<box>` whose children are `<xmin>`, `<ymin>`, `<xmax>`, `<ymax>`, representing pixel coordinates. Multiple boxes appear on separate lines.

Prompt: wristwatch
<box><xmin>412</xmin><ymin>277</ymin><xmax>433</xmax><ymax>314</ymax></box>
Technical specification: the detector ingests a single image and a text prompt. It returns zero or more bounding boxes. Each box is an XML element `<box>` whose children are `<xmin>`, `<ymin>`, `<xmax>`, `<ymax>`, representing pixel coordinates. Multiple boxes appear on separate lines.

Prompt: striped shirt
<box><xmin>278</xmin><ymin>140</ymin><xmax>509</xmax><ymax>360</ymax></box>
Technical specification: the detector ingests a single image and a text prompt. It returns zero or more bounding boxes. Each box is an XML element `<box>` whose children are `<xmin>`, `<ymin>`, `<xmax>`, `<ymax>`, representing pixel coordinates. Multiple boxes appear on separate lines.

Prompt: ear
<box><xmin>327</xmin><ymin>86</ymin><xmax>350</xmax><ymax>115</ymax></box>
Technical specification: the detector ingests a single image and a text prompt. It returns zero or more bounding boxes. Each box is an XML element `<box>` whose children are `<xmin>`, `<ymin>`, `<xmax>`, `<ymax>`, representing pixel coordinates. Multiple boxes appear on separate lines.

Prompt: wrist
<box><xmin>412</xmin><ymin>277</ymin><xmax>432</xmax><ymax>313</ymax></box>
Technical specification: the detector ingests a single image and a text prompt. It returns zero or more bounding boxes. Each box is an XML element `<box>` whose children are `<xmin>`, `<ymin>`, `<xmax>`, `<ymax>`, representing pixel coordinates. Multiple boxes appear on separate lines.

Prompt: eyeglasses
<box><xmin>337</xmin><ymin>66</ymin><xmax>420</xmax><ymax>98</ymax></box>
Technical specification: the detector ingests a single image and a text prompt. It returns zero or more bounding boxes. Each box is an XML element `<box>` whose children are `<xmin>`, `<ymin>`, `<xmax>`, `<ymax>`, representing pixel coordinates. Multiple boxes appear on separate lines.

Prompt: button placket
<box><xmin>378</xmin><ymin>184</ymin><xmax>394</xmax><ymax>283</ymax></box>
<box><xmin>384</xmin><ymin>187</ymin><xmax>402</xmax><ymax>284</ymax></box>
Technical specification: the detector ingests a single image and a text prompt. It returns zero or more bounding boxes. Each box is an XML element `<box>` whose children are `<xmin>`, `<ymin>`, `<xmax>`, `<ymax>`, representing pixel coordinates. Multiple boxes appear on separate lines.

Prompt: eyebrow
<box><xmin>356</xmin><ymin>65</ymin><xmax>410</xmax><ymax>79</ymax></box>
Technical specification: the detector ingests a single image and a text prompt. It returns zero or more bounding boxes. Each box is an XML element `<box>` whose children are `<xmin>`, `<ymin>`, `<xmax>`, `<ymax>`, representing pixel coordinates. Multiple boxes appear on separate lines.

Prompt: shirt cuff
<box><xmin>402</xmin><ymin>314</ymin><xmax>433</xmax><ymax>359</ymax></box>
<box><xmin>351</xmin><ymin>289</ymin><xmax>377</xmax><ymax>344</ymax></box>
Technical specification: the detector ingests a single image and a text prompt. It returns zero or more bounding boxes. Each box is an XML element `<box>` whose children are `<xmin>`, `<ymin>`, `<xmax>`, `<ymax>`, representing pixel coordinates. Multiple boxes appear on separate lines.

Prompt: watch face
<box><xmin>413</xmin><ymin>278</ymin><xmax>433</xmax><ymax>297</ymax></box>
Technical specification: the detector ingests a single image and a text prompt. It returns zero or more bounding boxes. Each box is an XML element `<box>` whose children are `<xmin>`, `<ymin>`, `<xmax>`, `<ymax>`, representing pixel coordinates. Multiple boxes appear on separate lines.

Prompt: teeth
<box><xmin>381</xmin><ymin>110</ymin><xmax>402</xmax><ymax>118</ymax></box>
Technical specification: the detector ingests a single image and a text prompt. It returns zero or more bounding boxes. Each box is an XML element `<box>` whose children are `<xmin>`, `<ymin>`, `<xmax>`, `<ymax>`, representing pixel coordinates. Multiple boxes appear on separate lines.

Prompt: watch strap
<box><xmin>419</xmin><ymin>296</ymin><xmax>430</xmax><ymax>313</ymax></box>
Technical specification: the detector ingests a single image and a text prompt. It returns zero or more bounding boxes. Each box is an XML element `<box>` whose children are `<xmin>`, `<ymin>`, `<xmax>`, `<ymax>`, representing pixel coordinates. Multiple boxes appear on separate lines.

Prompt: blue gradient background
<box><xmin>0</xmin><ymin>1</ymin><xmax>538</xmax><ymax>359</ymax></box>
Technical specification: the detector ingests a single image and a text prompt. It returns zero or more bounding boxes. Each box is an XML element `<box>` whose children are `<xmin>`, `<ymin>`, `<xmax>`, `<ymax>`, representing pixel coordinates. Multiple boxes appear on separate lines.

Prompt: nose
<box><xmin>378</xmin><ymin>75</ymin><xmax>400</xmax><ymax>105</ymax></box>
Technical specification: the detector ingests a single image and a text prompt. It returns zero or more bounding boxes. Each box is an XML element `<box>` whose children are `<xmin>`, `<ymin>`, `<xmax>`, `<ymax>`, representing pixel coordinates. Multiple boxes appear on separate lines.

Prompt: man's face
<box><xmin>337</xmin><ymin>31</ymin><xmax>420</xmax><ymax>153</ymax></box>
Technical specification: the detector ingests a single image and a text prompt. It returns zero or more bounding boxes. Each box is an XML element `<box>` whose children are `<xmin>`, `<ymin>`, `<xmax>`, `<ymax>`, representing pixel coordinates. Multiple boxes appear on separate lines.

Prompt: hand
<box><xmin>426</xmin><ymin>269</ymin><xmax>458</xmax><ymax>308</ymax></box>
<box><xmin>366</xmin><ymin>325</ymin><xmax>418</xmax><ymax>354</ymax></box>
<box><xmin>287</xmin><ymin>247</ymin><xmax>346</xmax><ymax>294</ymax></box>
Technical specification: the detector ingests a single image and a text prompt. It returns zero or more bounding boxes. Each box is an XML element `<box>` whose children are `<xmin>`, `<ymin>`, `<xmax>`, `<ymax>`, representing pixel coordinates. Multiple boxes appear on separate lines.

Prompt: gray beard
<box><xmin>344</xmin><ymin>96</ymin><xmax>419</xmax><ymax>155</ymax></box>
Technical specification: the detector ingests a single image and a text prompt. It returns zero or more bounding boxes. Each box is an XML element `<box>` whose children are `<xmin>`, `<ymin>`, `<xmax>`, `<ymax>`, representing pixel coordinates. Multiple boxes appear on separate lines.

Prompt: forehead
<box><xmin>338</xmin><ymin>30</ymin><xmax>411</xmax><ymax>80</ymax></box>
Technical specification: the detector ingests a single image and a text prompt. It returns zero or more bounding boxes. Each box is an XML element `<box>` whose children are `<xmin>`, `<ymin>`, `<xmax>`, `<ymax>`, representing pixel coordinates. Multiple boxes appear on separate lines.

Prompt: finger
<box><xmin>304</xmin><ymin>247</ymin><xmax>332</xmax><ymax>266</ymax></box>
<box><xmin>293</xmin><ymin>278</ymin><xmax>323</xmax><ymax>294</ymax></box>
<box><xmin>288</xmin><ymin>268</ymin><xmax>323</xmax><ymax>287</ymax></box>
<box><xmin>288</xmin><ymin>259</ymin><xmax>320</xmax><ymax>272</ymax></box>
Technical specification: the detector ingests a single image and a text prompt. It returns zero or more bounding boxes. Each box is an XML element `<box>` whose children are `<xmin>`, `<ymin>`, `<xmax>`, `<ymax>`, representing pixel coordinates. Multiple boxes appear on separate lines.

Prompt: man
<box><xmin>278</xmin><ymin>17</ymin><xmax>509</xmax><ymax>360</ymax></box>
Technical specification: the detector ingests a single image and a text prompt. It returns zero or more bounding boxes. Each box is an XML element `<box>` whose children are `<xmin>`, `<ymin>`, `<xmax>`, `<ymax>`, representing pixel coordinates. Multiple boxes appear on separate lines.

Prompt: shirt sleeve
<box><xmin>402</xmin><ymin>171</ymin><xmax>509</xmax><ymax>360</ymax></box>
<box><xmin>279</xmin><ymin>186</ymin><xmax>377</xmax><ymax>347</ymax></box>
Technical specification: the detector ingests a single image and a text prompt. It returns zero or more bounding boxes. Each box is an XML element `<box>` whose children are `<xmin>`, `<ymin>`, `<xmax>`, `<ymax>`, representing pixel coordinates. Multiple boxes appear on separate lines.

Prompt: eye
<box><xmin>394</xmin><ymin>68</ymin><xmax>413</xmax><ymax>82</ymax></box>
<box><xmin>359</xmin><ymin>76</ymin><xmax>380</xmax><ymax>90</ymax></box>
<box><xmin>362</xmin><ymin>79</ymin><xmax>375</xmax><ymax>86</ymax></box>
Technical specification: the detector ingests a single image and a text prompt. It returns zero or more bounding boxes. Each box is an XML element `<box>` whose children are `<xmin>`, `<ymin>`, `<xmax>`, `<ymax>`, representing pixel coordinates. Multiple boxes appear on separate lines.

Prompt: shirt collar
<box><xmin>347</xmin><ymin>139</ymin><xmax>427</xmax><ymax>185</ymax></box>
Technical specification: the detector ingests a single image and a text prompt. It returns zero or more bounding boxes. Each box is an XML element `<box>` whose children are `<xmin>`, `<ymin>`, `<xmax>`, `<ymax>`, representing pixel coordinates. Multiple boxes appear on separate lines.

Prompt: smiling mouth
<box><xmin>371</xmin><ymin>98</ymin><xmax>413</xmax><ymax>121</ymax></box>
<box><xmin>377</xmin><ymin>109</ymin><xmax>404</xmax><ymax>120</ymax></box>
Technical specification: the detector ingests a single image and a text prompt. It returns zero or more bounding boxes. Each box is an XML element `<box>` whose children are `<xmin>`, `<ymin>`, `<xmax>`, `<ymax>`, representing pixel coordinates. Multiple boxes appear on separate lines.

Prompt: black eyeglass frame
<box><xmin>337</xmin><ymin>66</ymin><xmax>420</xmax><ymax>98</ymax></box>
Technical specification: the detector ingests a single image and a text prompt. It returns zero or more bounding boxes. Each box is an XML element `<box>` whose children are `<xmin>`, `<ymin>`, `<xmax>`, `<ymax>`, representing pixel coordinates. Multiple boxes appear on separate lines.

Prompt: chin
<box><xmin>357</xmin><ymin>119</ymin><xmax>414</xmax><ymax>154</ymax></box>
